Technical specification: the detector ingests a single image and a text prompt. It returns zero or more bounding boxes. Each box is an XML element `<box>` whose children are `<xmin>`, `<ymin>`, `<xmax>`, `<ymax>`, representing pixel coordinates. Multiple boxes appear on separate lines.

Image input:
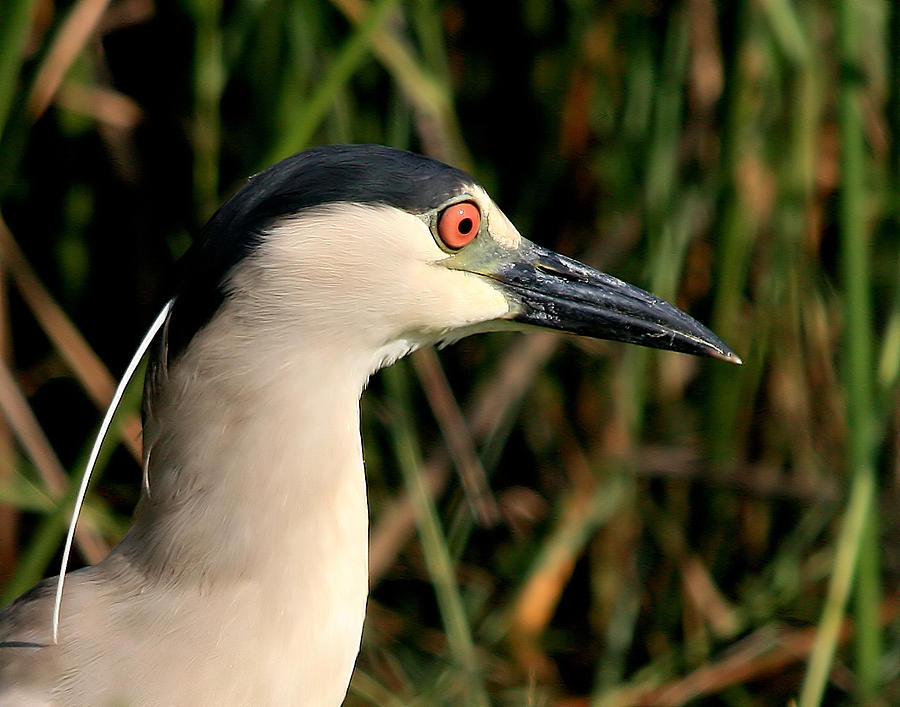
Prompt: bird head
<box><xmin>150</xmin><ymin>144</ymin><xmax>738</xmax><ymax>406</ymax></box>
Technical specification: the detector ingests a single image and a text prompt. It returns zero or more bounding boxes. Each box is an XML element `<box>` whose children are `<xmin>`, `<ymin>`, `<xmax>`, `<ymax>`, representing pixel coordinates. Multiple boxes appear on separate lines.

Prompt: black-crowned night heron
<box><xmin>0</xmin><ymin>144</ymin><xmax>739</xmax><ymax>705</ymax></box>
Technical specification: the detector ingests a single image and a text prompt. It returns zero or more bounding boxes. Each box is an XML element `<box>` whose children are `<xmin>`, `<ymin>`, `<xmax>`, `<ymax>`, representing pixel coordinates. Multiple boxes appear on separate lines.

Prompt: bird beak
<box><xmin>450</xmin><ymin>238</ymin><xmax>741</xmax><ymax>364</ymax></box>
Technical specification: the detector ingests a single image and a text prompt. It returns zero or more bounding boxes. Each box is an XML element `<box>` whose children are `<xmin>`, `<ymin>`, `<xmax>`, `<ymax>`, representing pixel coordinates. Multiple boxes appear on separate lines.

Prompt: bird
<box><xmin>0</xmin><ymin>144</ymin><xmax>739</xmax><ymax>705</ymax></box>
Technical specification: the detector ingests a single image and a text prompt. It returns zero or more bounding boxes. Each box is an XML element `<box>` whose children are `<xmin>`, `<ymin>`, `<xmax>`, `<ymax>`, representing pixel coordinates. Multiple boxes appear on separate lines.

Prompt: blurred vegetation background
<box><xmin>0</xmin><ymin>0</ymin><xmax>898</xmax><ymax>704</ymax></box>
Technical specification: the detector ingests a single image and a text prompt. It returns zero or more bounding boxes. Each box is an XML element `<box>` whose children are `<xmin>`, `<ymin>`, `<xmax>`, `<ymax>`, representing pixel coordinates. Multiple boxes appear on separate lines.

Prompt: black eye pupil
<box><xmin>458</xmin><ymin>218</ymin><xmax>473</xmax><ymax>234</ymax></box>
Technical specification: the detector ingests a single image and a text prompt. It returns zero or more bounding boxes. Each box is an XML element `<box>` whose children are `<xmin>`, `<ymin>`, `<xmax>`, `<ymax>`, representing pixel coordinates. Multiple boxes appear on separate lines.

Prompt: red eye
<box><xmin>437</xmin><ymin>202</ymin><xmax>481</xmax><ymax>249</ymax></box>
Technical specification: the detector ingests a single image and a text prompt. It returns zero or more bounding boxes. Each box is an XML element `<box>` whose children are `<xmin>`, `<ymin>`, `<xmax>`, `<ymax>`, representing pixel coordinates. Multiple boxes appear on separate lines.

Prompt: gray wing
<box><xmin>0</xmin><ymin>578</ymin><xmax>62</xmax><ymax>705</ymax></box>
<box><xmin>0</xmin><ymin>558</ymin><xmax>141</xmax><ymax>706</ymax></box>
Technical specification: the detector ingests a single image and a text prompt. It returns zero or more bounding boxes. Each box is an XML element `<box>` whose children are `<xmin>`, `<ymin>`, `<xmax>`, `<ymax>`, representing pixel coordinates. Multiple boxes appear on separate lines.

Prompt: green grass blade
<box><xmin>264</xmin><ymin>0</ymin><xmax>401</xmax><ymax>165</ymax></box>
<box><xmin>188</xmin><ymin>0</ymin><xmax>225</xmax><ymax>220</ymax></box>
<box><xmin>382</xmin><ymin>362</ymin><xmax>490</xmax><ymax>707</ymax></box>
<box><xmin>0</xmin><ymin>0</ymin><xmax>37</xmax><ymax>145</ymax></box>
<box><xmin>799</xmin><ymin>0</ymin><xmax>881</xmax><ymax>702</ymax></box>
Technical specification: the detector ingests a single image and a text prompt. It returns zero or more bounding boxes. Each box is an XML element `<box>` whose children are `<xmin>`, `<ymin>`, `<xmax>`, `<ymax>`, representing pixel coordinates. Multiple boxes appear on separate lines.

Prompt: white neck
<box><xmin>113</xmin><ymin>312</ymin><xmax>373</xmax><ymax>704</ymax></box>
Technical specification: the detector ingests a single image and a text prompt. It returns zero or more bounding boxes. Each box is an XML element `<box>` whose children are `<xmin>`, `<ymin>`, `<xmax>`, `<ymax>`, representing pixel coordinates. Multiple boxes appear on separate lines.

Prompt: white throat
<box><xmin>111</xmin><ymin>308</ymin><xmax>374</xmax><ymax>704</ymax></box>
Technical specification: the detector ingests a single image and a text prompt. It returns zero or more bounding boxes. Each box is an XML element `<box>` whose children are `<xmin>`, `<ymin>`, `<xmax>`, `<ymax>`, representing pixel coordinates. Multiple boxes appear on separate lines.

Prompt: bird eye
<box><xmin>437</xmin><ymin>202</ymin><xmax>481</xmax><ymax>249</ymax></box>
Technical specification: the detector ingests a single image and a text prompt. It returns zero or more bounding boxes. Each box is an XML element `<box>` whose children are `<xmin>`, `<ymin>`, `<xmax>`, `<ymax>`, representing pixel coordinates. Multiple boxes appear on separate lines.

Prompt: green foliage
<box><xmin>0</xmin><ymin>0</ymin><xmax>898</xmax><ymax>704</ymax></box>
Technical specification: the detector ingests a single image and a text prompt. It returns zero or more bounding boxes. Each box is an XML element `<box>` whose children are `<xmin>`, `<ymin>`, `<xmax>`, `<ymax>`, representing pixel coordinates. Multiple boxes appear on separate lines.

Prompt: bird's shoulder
<box><xmin>0</xmin><ymin>577</ymin><xmax>60</xmax><ymax>703</ymax></box>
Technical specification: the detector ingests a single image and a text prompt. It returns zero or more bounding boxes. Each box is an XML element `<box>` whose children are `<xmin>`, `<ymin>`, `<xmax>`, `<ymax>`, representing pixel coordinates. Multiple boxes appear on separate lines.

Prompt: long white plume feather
<box><xmin>51</xmin><ymin>299</ymin><xmax>173</xmax><ymax>644</ymax></box>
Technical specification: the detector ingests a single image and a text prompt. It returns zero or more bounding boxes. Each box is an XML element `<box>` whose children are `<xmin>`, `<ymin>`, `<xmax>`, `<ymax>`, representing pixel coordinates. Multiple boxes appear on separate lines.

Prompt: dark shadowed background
<box><xmin>0</xmin><ymin>0</ymin><xmax>898</xmax><ymax>704</ymax></box>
